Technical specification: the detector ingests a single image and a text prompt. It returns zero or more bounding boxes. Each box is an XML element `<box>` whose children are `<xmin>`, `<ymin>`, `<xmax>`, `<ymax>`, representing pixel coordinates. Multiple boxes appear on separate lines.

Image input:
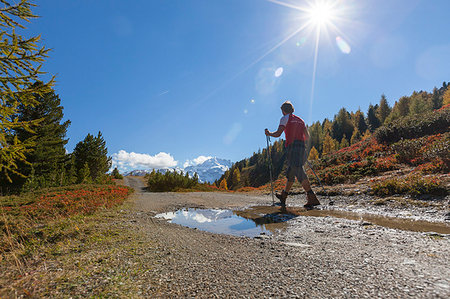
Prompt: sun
<box><xmin>306</xmin><ymin>2</ymin><xmax>335</xmax><ymax>27</ymax></box>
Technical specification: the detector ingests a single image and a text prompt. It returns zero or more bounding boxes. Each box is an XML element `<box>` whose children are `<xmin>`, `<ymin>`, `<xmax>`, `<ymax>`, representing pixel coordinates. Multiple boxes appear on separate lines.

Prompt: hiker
<box><xmin>264</xmin><ymin>100</ymin><xmax>320</xmax><ymax>209</ymax></box>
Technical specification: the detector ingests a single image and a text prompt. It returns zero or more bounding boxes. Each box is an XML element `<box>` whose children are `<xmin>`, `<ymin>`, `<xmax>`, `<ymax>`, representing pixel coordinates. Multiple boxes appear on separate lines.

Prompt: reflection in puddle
<box><xmin>155</xmin><ymin>206</ymin><xmax>450</xmax><ymax>237</ymax></box>
<box><xmin>155</xmin><ymin>208</ymin><xmax>289</xmax><ymax>237</ymax></box>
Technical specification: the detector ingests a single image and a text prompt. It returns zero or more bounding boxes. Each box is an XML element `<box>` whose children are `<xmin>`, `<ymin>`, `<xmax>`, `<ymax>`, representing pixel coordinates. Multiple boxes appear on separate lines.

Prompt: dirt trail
<box><xmin>3</xmin><ymin>178</ymin><xmax>447</xmax><ymax>297</ymax></box>
<box><xmin>123</xmin><ymin>176</ymin><xmax>450</xmax><ymax>298</ymax></box>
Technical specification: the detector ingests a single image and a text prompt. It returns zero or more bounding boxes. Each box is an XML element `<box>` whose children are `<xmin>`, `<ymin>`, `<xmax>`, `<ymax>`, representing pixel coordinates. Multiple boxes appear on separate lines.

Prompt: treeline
<box><xmin>0</xmin><ymin>1</ymin><xmax>112</xmax><ymax>195</ymax></box>
<box><xmin>217</xmin><ymin>83</ymin><xmax>450</xmax><ymax>190</ymax></box>
<box><xmin>307</xmin><ymin>82</ymin><xmax>449</xmax><ymax>158</ymax></box>
<box><xmin>146</xmin><ymin>170</ymin><xmax>200</xmax><ymax>192</ymax></box>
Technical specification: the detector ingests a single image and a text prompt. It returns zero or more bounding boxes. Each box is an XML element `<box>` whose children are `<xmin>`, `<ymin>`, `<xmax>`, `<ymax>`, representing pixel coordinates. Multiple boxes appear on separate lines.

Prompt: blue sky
<box><xmin>29</xmin><ymin>0</ymin><xmax>450</xmax><ymax>172</ymax></box>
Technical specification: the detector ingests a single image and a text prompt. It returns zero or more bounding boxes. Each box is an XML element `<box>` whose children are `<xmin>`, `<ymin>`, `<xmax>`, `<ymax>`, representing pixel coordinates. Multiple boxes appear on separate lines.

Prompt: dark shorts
<box><xmin>286</xmin><ymin>140</ymin><xmax>307</xmax><ymax>182</ymax></box>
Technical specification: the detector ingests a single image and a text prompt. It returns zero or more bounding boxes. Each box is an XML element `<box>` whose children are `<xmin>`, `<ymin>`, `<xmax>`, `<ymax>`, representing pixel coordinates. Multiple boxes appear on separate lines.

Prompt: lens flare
<box><xmin>274</xmin><ymin>67</ymin><xmax>284</xmax><ymax>77</ymax></box>
<box><xmin>336</xmin><ymin>36</ymin><xmax>351</xmax><ymax>54</ymax></box>
<box><xmin>296</xmin><ymin>37</ymin><xmax>307</xmax><ymax>47</ymax></box>
<box><xmin>250</xmin><ymin>99</ymin><xmax>255</xmax><ymax>103</ymax></box>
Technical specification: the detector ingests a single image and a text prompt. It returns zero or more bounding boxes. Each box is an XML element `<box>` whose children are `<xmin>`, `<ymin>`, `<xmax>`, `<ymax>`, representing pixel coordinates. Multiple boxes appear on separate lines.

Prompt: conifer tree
<box><xmin>219</xmin><ymin>178</ymin><xmax>228</xmax><ymax>190</ymax></box>
<box><xmin>443</xmin><ymin>86</ymin><xmax>450</xmax><ymax>106</ymax></box>
<box><xmin>12</xmin><ymin>84</ymin><xmax>70</xmax><ymax>189</ymax></box>
<box><xmin>232</xmin><ymin>168</ymin><xmax>241</xmax><ymax>188</ymax></box>
<box><xmin>352</xmin><ymin>109</ymin><xmax>367</xmax><ymax>135</ymax></box>
<box><xmin>322</xmin><ymin>134</ymin><xmax>338</xmax><ymax>156</ymax></box>
<box><xmin>332</xmin><ymin>108</ymin><xmax>353</xmax><ymax>142</ymax></box>
<box><xmin>111</xmin><ymin>167</ymin><xmax>123</xmax><ymax>179</ymax></box>
<box><xmin>367</xmin><ymin>105</ymin><xmax>381</xmax><ymax>132</ymax></box>
<box><xmin>377</xmin><ymin>94</ymin><xmax>391</xmax><ymax>124</ymax></box>
<box><xmin>0</xmin><ymin>0</ymin><xmax>54</xmax><ymax>182</ymax></box>
<box><xmin>431</xmin><ymin>88</ymin><xmax>443</xmax><ymax>109</ymax></box>
<box><xmin>339</xmin><ymin>134</ymin><xmax>349</xmax><ymax>149</ymax></box>
<box><xmin>350</xmin><ymin>128</ymin><xmax>362</xmax><ymax>145</ymax></box>
<box><xmin>409</xmin><ymin>93</ymin><xmax>431</xmax><ymax>115</ymax></box>
<box><xmin>77</xmin><ymin>162</ymin><xmax>92</xmax><ymax>184</ymax></box>
<box><xmin>73</xmin><ymin>132</ymin><xmax>112</xmax><ymax>182</ymax></box>
<box><xmin>386</xmin><ymin>96</ymin><xmax>410</xmax><ymax>123</ymax></box>
<box><xmin>308</xmin><ymin>146</ymin><xmax>319</xmax><ymax>161</ymax></box>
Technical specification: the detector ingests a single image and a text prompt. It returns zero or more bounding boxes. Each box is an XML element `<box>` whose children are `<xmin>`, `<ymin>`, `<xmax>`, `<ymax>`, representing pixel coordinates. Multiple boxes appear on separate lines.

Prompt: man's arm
<box><xmin>265</xmin><ymin>125</ymin><xmax>285</xmax><ymax>138</ymax></box>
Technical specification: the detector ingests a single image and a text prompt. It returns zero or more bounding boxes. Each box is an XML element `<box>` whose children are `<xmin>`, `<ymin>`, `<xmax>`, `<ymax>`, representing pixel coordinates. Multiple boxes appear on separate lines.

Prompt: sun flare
<box><xmin>307</xmin><ymin>2</ymin><xmax>334</xmax><ymax>26</ymax></box>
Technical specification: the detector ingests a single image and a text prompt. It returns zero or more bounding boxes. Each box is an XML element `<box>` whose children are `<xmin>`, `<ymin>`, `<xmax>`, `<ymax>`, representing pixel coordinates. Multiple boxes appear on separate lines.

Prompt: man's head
<box><xmin>281</xmin><ymin>101</ymin><xmax>294</xmax><ymax>115</ymax></box>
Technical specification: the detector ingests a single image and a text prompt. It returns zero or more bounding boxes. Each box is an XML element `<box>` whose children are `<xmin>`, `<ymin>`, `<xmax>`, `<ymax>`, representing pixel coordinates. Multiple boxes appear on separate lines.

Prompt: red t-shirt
<box><xmin>279</xmin><ymin>113</ymin><xmax>308</xmax><ymax>147</ymax></box>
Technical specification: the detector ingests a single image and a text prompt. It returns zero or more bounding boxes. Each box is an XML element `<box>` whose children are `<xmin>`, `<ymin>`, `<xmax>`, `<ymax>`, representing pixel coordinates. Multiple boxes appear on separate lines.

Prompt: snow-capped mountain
<box><xmin>184</xmin><ymin>157</ymin><xmax>232</xmax><ymax>183</ymax></box>
<box><xmin>125</xmin><ymin>157</ymin><xmax>232</xmax><ymax>183</ymax></box>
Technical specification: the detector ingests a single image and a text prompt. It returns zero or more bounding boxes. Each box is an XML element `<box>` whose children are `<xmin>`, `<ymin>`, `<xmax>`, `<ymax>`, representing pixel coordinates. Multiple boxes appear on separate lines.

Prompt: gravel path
<box><xmin>125</xmin><ymin>177</ymin><xmax>450</xmax><ymax>298</ymax></box>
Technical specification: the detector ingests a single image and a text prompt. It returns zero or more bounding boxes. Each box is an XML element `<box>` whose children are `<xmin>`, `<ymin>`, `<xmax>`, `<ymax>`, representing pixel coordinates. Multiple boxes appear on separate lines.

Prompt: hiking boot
<box><xmin>304</xmin><ymin>190</ymin><xmax>320</xmax><ymax>209</ymax></box>
<box><xmin>275</xmin><ymin>190</ymin><xmax>288</xmax><ymax>206</ymax></box>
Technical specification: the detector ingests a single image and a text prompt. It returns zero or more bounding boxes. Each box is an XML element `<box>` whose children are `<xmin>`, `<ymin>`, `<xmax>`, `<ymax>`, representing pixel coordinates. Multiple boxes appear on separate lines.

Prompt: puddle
<box><xmin>155</xmin><ymin>208</ymin><xmax>288</xmax><ymax>237</ymax></box>
<box><xmin>240</xmin><ymin>206</ymin><xmax>450</xmax><ymax>235</ymax></box>
<box><xmin>155</xmin><ymin>206</ymin><xmax>450</xmax><ymax>237</ymax></box>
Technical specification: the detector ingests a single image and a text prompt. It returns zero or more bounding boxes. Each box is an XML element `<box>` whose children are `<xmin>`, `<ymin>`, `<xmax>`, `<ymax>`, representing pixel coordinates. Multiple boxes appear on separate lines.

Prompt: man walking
<box><xmin>265</xmin><ymin>101</ymin><xmax>320</xmax><ymax>209</ymax></box>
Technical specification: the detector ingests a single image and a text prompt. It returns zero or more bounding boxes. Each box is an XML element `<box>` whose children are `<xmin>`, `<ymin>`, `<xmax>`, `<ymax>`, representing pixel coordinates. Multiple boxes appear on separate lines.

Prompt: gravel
<box><xmin>126</xmin><ymin>177</ymin><xmax>450</xmax><ymax>298</ymax></box>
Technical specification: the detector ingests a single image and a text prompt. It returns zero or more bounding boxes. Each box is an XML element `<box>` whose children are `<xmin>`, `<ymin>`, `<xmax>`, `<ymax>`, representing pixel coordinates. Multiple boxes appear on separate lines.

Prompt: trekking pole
<box><xmin>306</xmin><ymin>160</ymin><xmax>333</xmax><ymax>205</ymax></box>
<box><xmin>266</xmin><ymin>135</ymin><xmax>275</xmax><ymax>206</ymax></box>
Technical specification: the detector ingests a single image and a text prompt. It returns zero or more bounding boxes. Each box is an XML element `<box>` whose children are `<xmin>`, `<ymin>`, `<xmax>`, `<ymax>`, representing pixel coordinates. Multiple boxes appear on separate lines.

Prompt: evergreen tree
<box><xmin>0</xmin><ymin>0</ymin><xmax>54</xmax><ymax>183</ymax></box>
<box><xmin>308</xmin><ymin>121</ymin><xmax>322</xmax><ymax>153</ymax></box>
<box><xmin>409</xmin><ymin>93</ymin><xmax>431</xmax><ymax>115</ymax></box>
<box><xmin>377</xmin><ymin>94</ymin><xmax>391</xmax><ymax>124</ymax></box>
<box><xmin>12</xmin><ymin>84</ymin><xmax>70</xmax><ymax>189</ymax></box>
<box><xmin>111</xmin><ymin>167</ymin><xmax>123</xmax><ymax>179</ymax></box>
<box><xmin>73</xmin><ymin>132</ymin><xmax>112</xmax><ymax>183</ymax></box>
<box><xmin>367</xmin><ymin>104</ymin><xmax>381</xmax><ymax>132</ymax></box>
<box><xmin>332</xmin><ymin>108</ymin><xmax>354</xmax><ymax>142</ymax></box>
<box><xmin>77</xmin><ymin>162</ymin><xmax>92</xmax><ymax>184</ymax></box>
<box><xmin>431</xmin><ymin>87</ymin><xmax>443</xmax><ymax>109</ymax></box>
<box><xmin>352</xmin><ymin>109</ymin><xmax>367</xmax><ymax>135</ymax></box>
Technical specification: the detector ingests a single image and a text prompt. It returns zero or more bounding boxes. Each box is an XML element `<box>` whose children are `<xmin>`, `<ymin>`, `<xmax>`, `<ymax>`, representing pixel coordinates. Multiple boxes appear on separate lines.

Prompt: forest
<box><xmin>217</xmin><ymin>83</ymin><xmax>450</xmax><ymax>191</ymax></box>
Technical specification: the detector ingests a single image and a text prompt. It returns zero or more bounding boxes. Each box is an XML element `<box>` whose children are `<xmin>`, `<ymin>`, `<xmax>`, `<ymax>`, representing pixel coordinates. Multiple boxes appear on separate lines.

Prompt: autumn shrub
<box><xmin>1</xmin><ymin>184</ymin><xmax>133</xmax><ymax>253</ymax></box>
<box><xmin>374</xmin><ymin>106</ymin><xmax>450</xmax><ymax>144</ymax></box>
<box><xmin>371</xmin><ymin>175</ymin><xmax>447</xmax><ymax>196</ymax></box>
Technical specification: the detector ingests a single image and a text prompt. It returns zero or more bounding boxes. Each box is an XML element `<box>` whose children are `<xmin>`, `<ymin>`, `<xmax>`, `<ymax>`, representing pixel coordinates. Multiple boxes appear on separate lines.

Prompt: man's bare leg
<box><xmin>301</xmin><ymin>179</ymin><xmax>320</xmax><ymax>206</ymax></box>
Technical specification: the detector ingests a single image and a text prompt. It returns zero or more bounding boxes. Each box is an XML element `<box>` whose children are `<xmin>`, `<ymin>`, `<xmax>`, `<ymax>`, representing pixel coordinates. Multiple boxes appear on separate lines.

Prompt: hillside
<box><xmin>218</xmin><ymin>83</ymin><xmax>450</xmax><ymax>196</ymax></box>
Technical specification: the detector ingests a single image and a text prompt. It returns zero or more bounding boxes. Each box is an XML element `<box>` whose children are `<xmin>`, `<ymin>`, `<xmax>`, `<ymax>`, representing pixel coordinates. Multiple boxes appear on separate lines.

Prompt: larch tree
<box><xmin>0</xmin><ymin>0</ymin><xmax>54</xmax><ymax>182</ymax></box>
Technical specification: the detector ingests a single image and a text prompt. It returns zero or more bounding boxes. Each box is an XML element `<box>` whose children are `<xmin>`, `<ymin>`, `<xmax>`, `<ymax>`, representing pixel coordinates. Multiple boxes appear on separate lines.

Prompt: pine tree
<box><xmin>431</xmin><ymin>88</ymin><xmax>443</xmax><ymax>109</ymax></box>
<box><xmin>332</xmin><ymin>108</ymin><xmax>354</xmax><ymax>142</ymax></box>
<box><xmin>377</xmin><ymin>94</ymin><xmax>391</xmax><ymax>124</ymax></box>
<box><xmin>352</xmin><ymin>109</ymin><xmax>367</xmax><ymax>135</ymax></box>
<box><xmin>0</xmin><ymin>0</ymin><xmax>54</xmax><ymax>183</ymax></box>
<box><xmin>73</xmin><ymin>132</ymin><xmax>112</xmax><ymax>183</ymax></box>
<box><xmin>111</xmin><ymin>167</ymin><xmax>123</xmax><ymax>179</ymax></box>
<box><xmin>11</xmin><ymin>84</ymin><xmax>70</xmax><ymax>189</ymax></box>
<box><xmin>409</xmin><ymin>93</ymin><xmax>431</xmax><ymax>115</ymax></box>
<box><xmin>367</xmin><ymin>105</ymin><xmax>381</xmax><ymax>132</ymax></box>
<box><xmin>77</xmin><ymin>162</ymin><xmax>92</xmax><ymax>184</ymax></box>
